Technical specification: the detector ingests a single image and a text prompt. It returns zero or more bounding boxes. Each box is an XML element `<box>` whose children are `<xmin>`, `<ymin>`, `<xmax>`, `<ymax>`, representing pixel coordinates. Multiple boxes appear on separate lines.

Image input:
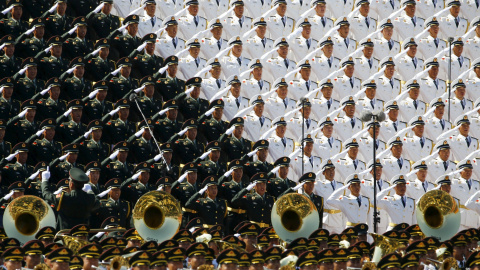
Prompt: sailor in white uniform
<box><xmin>222</xmin><ymin>75</ymin><xmax>250</xmax><ymax>121</ymax></box>
<box><xmin>452</xmin><ymin>159</ymin><xmax>480</xmax><ymax>230</ymax></box>
<box><xmin>313</xmin><ymin>116</ymin><xmax>343</xmax><ymax>161</ymax></box>
<box><xmin>286</xmin><ymin>59</ymin><xmax>318</xmax><ymax>101</ymax></box>
<box><xmin>396</xmin><ymin>37</ymin><xmax>424</xmax><ymax>83</ymax></box>
<box><xmin>137</xmin><ymin>1</ymin><xmax>164</xmax><ymax>38</ymax></box>
<box><xmin>333</xmin><ymin>96</ymin><xmax>363</xmax><ymax>142</ymax></box>
<box><xmin>426</xmin><ymin>141</ymin><xmax>456</xmax><ymax>184</ymax></box>
<box><xmin>424</xmin><ymin>98</ymin><xmax>452</xmax><ymax>140</ymax></box>
<box><xmin>310</xmin><ymin>79</ymin><xmax>341</xmax><ymax>121</ymax></box>
<box><xmin>155</xmin><ymin>17</ymin><xmax>186</xmax><ymax>59</ymax></box>
<box><xmin>402</xmin><ymin>116</ymin><xmax>434</xmax><ymax>162</ymax></box>
<box><xmin>406</xmin><ymin>161</ymin><xmax>435</xmax><ymax>201</ymax></box>
<box><xmin>177</xmin><ymin>0</ymin><xmax>208</xmax><ymax>40</ymax></box>
<box><xmin>290</xmin><ymin>135</ymin><xmax>322</xmax><ymax>180</ymax></box>
<box><xmin>419</xmin><ymin>57</ymin><xmax>446</xmax><ymax>103</ymax></box>
<box><xmin>334</xmin><ymin>138</ymin><xmax>367</xmax><ymax>181</ymax></box>
<box><xmin>381</xmin><ymin>137</ymin><xmax>412</xmax><ymax>181</ymax></box>
<box><xmin>200</xmin><ymin>58</ymin><xmax>225</xmax><ymax>100</ymax></box>
<box><xmin>286</xmin><ymin>99</ymin><xmax>318</xmax><ymax>143</ymax></box>
<box><xmin>267</xmin><ymin>117</ymin><xmax>295</xmax><ymax>163</ymax></box>
<box><xmin>264</xmin><ymin>78</ymin><xmax>296</xmax><ymax>120</ymax></box>
<box><xmin>243</xmin><ymin>95</ymin><xmax>273</xmax><ymax>142</ymax></box>
<box><xmin>241</xmin><ymin>59</ymin><xmax>271</xmax><ymax>100</ymax></box>
<box><xmin>200</xmin><ymin>19</ymin><xmax>228</xmax><ymax>60</ymax></box>
<box><xmin>263</xmin><ymin>37</ymin><xmax>297</xmax><ymax>84</ymax></box>
<box><xmin>448</xmin><ymin>115</ymin><xmax>479</xmax><ymax>162</ymax></box>
<box><xmin>307</xmin><ymin>0</ymin><xmax>334</xmax><ymax>41</ymax></box>
<box><xmin>244</xmin><ymin>17</ymin><xmax>274</xmax><ymax>60</ymax></box>
<box><xmin>380</xmin><ymin>100</ymin><xmax>407</xmax><ymax>143</ymax></box>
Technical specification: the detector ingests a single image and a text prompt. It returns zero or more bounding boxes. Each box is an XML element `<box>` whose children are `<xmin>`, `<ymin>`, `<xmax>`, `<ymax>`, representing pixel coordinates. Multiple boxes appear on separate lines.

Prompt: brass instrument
<box><xmin>361</xmin><ymin>262</ymin><xmax>377</xmax><ymax>270</ymax></box>
<box><xmin>3</xmin><ymin>195</ymin><xmax>56</xmax><ymax>244</ymax></box>
<box><xmin>271</xmin><ymin>193</ymin><xmax>319</xmax><ymax>243</ymax></box>
<box><xmin>370</xmin><ymin>233</ymin><xmax>405</xmax><ymax>263</ymax></box>
<box><xmin>132</xmin><ymin>191</ymin><xmax>182</xmax><ymax>243</ymax></box>
<box><xmin>110</xmin><ymin>256</ymin><xmax>129</xmax><ymax>270</ymax></box>
<box><xmin>217</xmin><ymin>240</ymin><xmax>247</xmax><ymax>253</ymax></box>
<box><xmin>58</xmin><ymin>235</ymin><xmax>91</xmax><ymax>255</ymax></box>
<box><xmin>426</xmin><ymin>257</ymin><xmax>459</xmax><ymax>270</ymax></box>
<box><xmin>416</xmin><ymin>190</ymin><xmax>461</xmax><ymax>241</ymax></box>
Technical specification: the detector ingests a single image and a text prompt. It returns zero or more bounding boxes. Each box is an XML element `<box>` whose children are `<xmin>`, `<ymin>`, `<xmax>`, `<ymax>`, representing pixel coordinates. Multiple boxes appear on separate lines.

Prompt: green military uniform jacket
<box><xmin>172</xmin><ymin>138</ymin><xmax>205</xmax><ymax>165</ymax></box>
<box><xmin>38</xmin><ymin>56</ymin><xmax>68</xmax><ymax>80</ymax></box>
<box><xmin>267</xmin><ymin>177</ymin><xmax>296</xmax><ymax>199</ymax></box>
<box><xmin>131</xmin><ymin>53</ymin><xmax>164</xmax><ymax>79</ymax></box>
<box><xmin>103</xmin><ymin>160</ymin><xmax>134</xmax><ymax>182</ymax></box>
<box><xmin>185</xmin><ymin>193</ymin><xmax>228</xmax><ymax>226</ymax></box>
<box><xmin>51</xmin><ymin>161</ymin><xmax>85</xmax><ymax>181</ymax></box>
<box><xmin>0</xmin><ymin>97</ymin><xmax>21</xmax><ymax>121</ymax></box>
<box><xmin>36</xmin><ymin>98</ymin><xmax>68</xmax><ymax>122</ymax></box>
<box><xmin>0</xmin><ymin>55</ymin><xmax>22</xmax><ymax>77</ymax></box>
<box><xmin>62</xmin><ymin>76</ymin><xmax>93</xmax><ymax>100</ymax></box>
<box><xmin>103</xmin><ymin>118</ymin><xmax>136</xmax><ymax>144</ymax></box>
<box><xmin>86</xmin><ymin>12</ymin><xmax>121</xmax><ymax>39</ymax></box>
<box><xmin>220</xmin><ymin>135</ymin><xmax>252</xmax><ymax>162</ymax></box>
<box><xmin>200</xmin><ymin>118</ymin><xmax>228</xmax><ymax>142</ymax></box>
<box><xmin>29</xmin><ymin>138</ymin><xmax>63</xmax><ymax>165</ymax></box>
<box><xmin>243</xmin><ymin>160</ymin><xmax>273</xmax><ymax>179</ymax></box>
<box><xmin>93</xmin><ymin>197</ymin><xmax>131</xmax><ymax>229</ymax></box>
<box><xmin>85</xmin><ymin>57</ymin><xmax>116</xmax><ymax>81</ymax></box>
<box><xmin>83</xmin><ymin>98</ymin><xmax>114</xmax><ymax>123</ymax></box>
<box><xmin>107</xmin><ymin>75</ymin><xmax>139</xmax><ymax>102</ymax></box>
<box><xmin>153</xmin><ymin>118</ymin><xmax>182</xmax><ymax>143</ymax></box>
<box><xmin>198</xmin><ymin>160</ymin><xmax>227</xmax><ymax>181</ymax></box>
<box><xmin>2</xmin><ymin>162</ymin><xmax>34</xmax><ymax>186</ymax></box>
<box><xmin>156</xmin><ymin>77</ymin><xmax>185</xmax><ymax>102</ymax></box>
<box><xmin>78</xmin><ymin>139</ymin><xmax>110</xmax><ymax>164</ymax></box>
<box><xmin>232</xmin><ymin>189</ymin><xmax>275</xmax><ymax>226</ymax></box>
<box><xmin>56</xmin><ymin>120</ymin><xmax>87</xmax><ymax>144</ymax></box>
<box><xmin>63</xmin><ymin>37</ymin><xmax>95</xmax><ymax>60</ymax></box>
<box><xmin>13</xmin><ymin>77</ymin><xmax>45</xmax><ymax>102</ymax></box>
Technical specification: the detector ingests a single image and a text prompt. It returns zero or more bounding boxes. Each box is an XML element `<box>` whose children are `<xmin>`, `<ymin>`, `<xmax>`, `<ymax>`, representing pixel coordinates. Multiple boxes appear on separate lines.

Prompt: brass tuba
<box><xmin>416</xmin><ymin>190</ymin><xmax>461</xmax><ymax>241</ymax></box>
<box><xmin>132</xmin><ymin>191</ymin><xmax>182</xmax><ymax>243</ymax></box>
<box><xmin>3</xmin><ymin>195</ymin><xmax>56</xmax><ymax>244</ymax></box>
<box><xmin>426</xmin><ymin>257</ymin><xmax>459</xmax><ymax>270</ymax></box>
<box><xmin>362</xmin><ymin>262</ymin><xmax>377</xmax><ymax>270</ymax></box>
<box><xmin>370</xmin><ymin>233</ymin><xmax>405</xmax><ymax>263</ymax></box>
<box><xmin>271</xmin><ymin>193</ymin><xmax>319</xmax><ymax>243</ymax></box>
<box><xmin>110</xmin><ymin>256</ymin><xmax>129</xmax><ymax>270</ymax></box>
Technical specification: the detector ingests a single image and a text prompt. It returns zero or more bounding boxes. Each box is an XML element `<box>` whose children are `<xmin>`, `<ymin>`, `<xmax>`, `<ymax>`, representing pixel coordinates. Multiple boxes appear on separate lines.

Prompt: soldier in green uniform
<box><xmin>94</xmin><ymin>178</ymin><xmax>131</xmax><ymax>229</ymax></box>
<box><xmin>199</xmin><ymin>99</ymin><xmax>228</xmax><ymax>143</ymax></box>
<box><xmin>37</xmin><ymin>36</ymin><xmax>68</xmax><ymax>80</ymax></box>
<box><xmin>0</xmin><ymin>0</ymin><xmax>27</xmax><ymax>37</ymax></box>
<box><xmin>185</xmin><ymin>176</ymin><xmax>228</xmax><ymax>228</ymax></box>
<box><xmin>16</xmin><ymin>18</ymin><xmax>47</xmax><ymax>59</ymax></box>
<box><xmin>0</xmin><ymin>181</ymin><xmax>26</xmax><ymax>226</ymax></box>
<box><xmin>104</xmin><ymin>57</ymin><xmax>139</xmax><ymax>102</ymax></box>
<box><xmin>130</xmin><ymin>33</ymin><xmax>163</xmax><ymax>79</ymax></box>
<box><xmin>101</xmin><ymin>141</ymin><xmax>134</xmax><ymax>181</ymax></box>
<box><xmin>109</xmin><ymin>14</ymin><xmax>141</xmax><ymax>61</ymax></box>
<box><xmin>82</xmin><ymin>81</ymin><xmax>114</xmax><ymax>123</ymax></box>
<box><xmin>43</xmin><ymin>0</ymin><xmax>73</xmax><ymax>39</ymax></box>
<box><xmin>171</xmin><ymin>162</ymin><xmax>200</xmax><ymax>227</ymax></box>
<box><xmin>197</xmin><ymin>141</ymin><xmax>227</xmax><ymax>181</ymax></box>
<box><xmin>55</xmin><ymin>99</ymin><xmax>87</xmax><ymax>144</ymax></box>
<box><xmin>0</xmin><ymin>77</ymin><xmax>21</xmax><ymax>121</ymax></box>
<box><xmin>131</xmin><ymin>76</ymin><xmax>162</xmax><ymax>121</ymax></box>
<box><xmin>85</xmin><ymin>39</ymin><xmax>116</xmax><ymax>81</ymax></box>
<box><xmin>102</xmin><ymin>99</ymin><xmax>136</xmax><ymax>145</ymax></box>
<box><xmin>155</xmin><ymin>56</ymin><xmax>185</xmax><ymax>101</ymax></box>
<box><xmin>22</xmin><ymin>240</ymin><xmax>45</xmax><ymax>270</ymax></box>
<box><xmin>26</xmin><ymin>118</ymin><xmax>63</xmax><ymax>165</ymax></box>
<box><xmin>12</xmin><ymin>58</ymin><xmax>45</xmax><ymax>102</ymax></box>
<box><xmin>126</xmin><ymin>119</ymin><xmax>158</xmax><ymax>164</ymax></box>
<box><xmin>174</xmin><ymin>77</ymin><xmax>209</xmax><ymax>121</ymax></box>
<box><xmin>84</xmin><ymin>161</ymin><xmax>103</xmax><ymax>195</ymax></box>
<box><xmin>242</xmin><ymin>140</ymin><xmax>273</xmax><ymax>179</ymax></box>
<box><xmin>281</xmin><ymin>172</ymin><xmax>324</xmax><ymax>228</ymax></box>
<box><xmin>156</xmin><ymin>176</ymin><xmax>174</xmax><ymax>193</ymax></box>
<box><xmin>231</xmin><ymin>173</ymin><xmax>275</xmax><ymax>229</ymax></box>
<box><xmin>85</xmin><ymin>0</ymin><xmax>121</xmax><ymax>40</ymax></box>
<box><xmin>60</xmin><ymin>57</ymin><xmax>93</xmax><ymax>100</ymax></box>
<box><xmin>119</xmin><ymin>162</ymin><xmax>153</xmax><ymax>206</ymax></box>
<box><xmin>152</xmin><ymin>99</ymin><xmax>182</xmax><ymax>143</ymax></box>
<box><xmin>218</xmin><ymin>159</ymin><xmax>248</xmax><ymax>235</ymax></box>
<box><xmin>6</xmin><ymin>99</ymin><xmax>39</xmax><ymax>145</ymax></box>
<box><xmin>0</xmin><ymin>35</ymin><xmax>23</xmax><ymax>78</ymax></box>
<box><xmin>146</xmin><ymin>142</ymin><xmax>180</xmax><ymax>184</ymax></box>
<box><xmin>218</xmin><ymin>117</ymin><xmax>252</xmax><ymax>162</ymax></box>
<box><xmin>168</xmin><ymin>119</ymin><xmax>205</xmax><ymax>165</ymax></box>
<box><xmin>34</xmin><ymin>77</ymin><xmax>67</xmax><ymax>122</ymax></box>
<box><xmin>76</xmin><ymin>120</ymin><xmax>110</xmax><ymax>164</ymax></box>
<box><xmin>266</xmin><ymin>157</ymin><xmax>296</xmax><ymax>199</ymax></box>
<box><xmin>0</xmin><ymin>120</ymin><xmax>11</xmax><ymax>160</ymax></box>
<box><xmin>41</xmin><ymin>167</ymin><xmax>99</xmax><ymax>229</ymax></box>
<box><xmin>49</xmin><ymin>143</ymin><xmax>85</xmax><ymax>181</ymax></box>
<box><xmin>63</xmin><ymin>17</ymin><xmax>94</xmax><ymax>59</ymax></box>
<box><xmin>2</xmin><ymin>142</ymin><xmax>33</xmax><ymax>186</ymax></box>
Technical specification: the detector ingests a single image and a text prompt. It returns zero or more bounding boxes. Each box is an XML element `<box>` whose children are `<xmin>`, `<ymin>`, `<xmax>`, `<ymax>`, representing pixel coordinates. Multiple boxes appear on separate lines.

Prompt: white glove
<box><xmin>270</xmin><ymin>166</ymin><xmax>280</xmax><ymax>174</ymax></box>
<box><xmin>85</xmin><ymin>170</ymin><xmax>90</xmax><ymax>176</ymax></box>
<box><xmin>94</xmin><ymin>231</ymin><xmax>106</xmax><ymax>238</ymax></box>
<box><xmin>0</xmin><ymin>87</ymin><xmax>3</xmax><ymax>94</ymax></box>
<box><xmin>67</xmin><ymin>25</ymin><xmax>78</xmax><ymax>35</ymax></box>
<box><xmin>93</xmin><ymin>2</ymin><xmax>105</xmax><ymax>12</ymax></box>
<box><xmin>40</xmin><ymin>86</ymin><xmax>51</xmax><ymax>95</ymax></box>
<box><xmin>48</xmin><ymin>3</ymin><xmax>58</xmax><ymax>13</ymax></box>
<box><xmin>134</xmin><ymin>127</ymin><xmax>145</xmax><ymax>137</ymax></box>
<box><xmin>109</xmin><ymin>107</ymin><xmax>121</xmax><ymax>116</ymax></box>
<box><xmin>2</xmin><ymin>191</ymin><xmax>14</xmax><ymax>201</ymax></box>
<box><xmin>18</xmin><ymin>108</ymin><xmax>28</xmax><ymax>118</ymax></box>
<box><xmin>224</xmin><ymin>168</ymin><xmax>234</xmax><ymax>177</ymax></box>
<box><xmin>18</xmin><ymin>66</ymin><xmax>28</xmax><ymax>75</ymax></box>
<box><xmin>292</xmin><ymin>182</ymin><xmax>303</xmax><ymax>191</ymax></box>
<box><xmin>111</xmin><ymin>67</ymin><xmax>122</xmax><ymax>76</ymax></box>
<box><xmin>63</xmin><ymin>108</ymin><xmax>73</xmax><ymax>117</ymax></box>
<box><xmin>246</xmin><ymin>182</ymin><xmax>256</xmax><ymax>191</ymax></box>
<box><xmin>25</xmin><ymin>26</ymin><xmax>36</xmax><ymax>35</ymax></box>
<box><xmin>109</xmin><ymin>150</ymin><xmax>120</xmax><ymax>160</ymax></box>
<box><xmin>199</xmin><ymin>186</ymin><xmax>208</xmax><ymax>195</ymax></box>
<box><xmin>53</xmin><ymin>187</ymin><xmax>64</xmax><ymax>195</ymax></box>
<box><xmin>28</xmin><ymin>170</ymin><xmax>41</xmax><ymax>180</ymax></box>
<box><xmin>35</xmin><ymin>128</ymin><xmax>46</xmax><ymax>137</ymax></box>
<box><xmin>44</xmin><ymin>45</ymin><xmax>53</xmax><ymax>53</ymax></box>
<box><xmin>118</xmin><ymin>24</ymin><xmax>128</xmax><ymax>32</ymax></box>
<box><xmin>204</xmin><ymin>107</ymin><xmax>215</xmax><ymax>117</ymax></box>
<box><xmin>225</xmin><ymin>126</ymin><xmax>235</xmax><ymax>135</ymax></box>
<box><xmin>1</xmin><ymin>5</ymin><xmax>13</xmax><ymax>15</ymax></box>
<box><xmin>247</xmin><ymin>149</ymin><xmax>259</xmax><ymax>157</ymax></box>
<box><xmin>5</xmin><ymin>151</ymin><xmax>19</xmax><ymax>161</ymax></box>
<box><xmin>185</xmin><ymin>86</ymin><xmax>195</xmax><ymax>95</ymax></box>
<box><xmin>82</xmin><ymin>184</ymin><xmax>92</xmax><ymax>193</ymax></box>
<box><xmin>199</xmin><ymin>149</ymin><xmax>212</xmax><ymax>160</ymax></box>
<box><xmin>59</xmin><ymin>153</ymin><xmax>69</xmax><ymax>161</ymax></box>
<box><xmin>178</xmin><ymin>127</ymin><xmax>188</xmax><ymax>136</ymax></box>
<box><xmin>177</xmin><ymin>172</ymin><xmax>188</xmax><ymax>183</ymax></box>
<box><xmin>91</xmin><ymin>47</ymin><xmax>102</xmax><ymax>56</ymax></box>
<box><xmin>157</xmin><ymin>185</ymin><xmax>163</xmax><ymax>191</ymax></box>
<box><xmin>41</xmin><ymin>167</ymin><xmax>50</xmax><ymax>182</ymax></box>
<box><xmin>66</xmin><ymin>66</ymin><xmax>75</xmax><ymax>74</ymax></box>
<box><xmin>136</xmin><ymin>42</ymin><xmax>147</xmax><ymax>52</ymax></box>
<box><xmin>84</xmin><ymin>128</ymin><xmax>93</xmax><ymax>139</ymax></box>
<box><xmin>153</xmin><ymin>153</ymin><xmax>163</xmax><ymax>162</ymax></box>
<box><xmin>132</xmin><ymin>171</ymin><xmax>142</xmax><ymax>180</ymax></box>
<box><xmin>157</xmin><ymin>108</ymin><xmax>169</xmax><ymax>116</ymax></box>
<box><xmin>133</xmin><ymin>85</ymin><xmax>145</xmax><ymax>93</ymax></box>
<box><xmin>88</xmin><ymin>89</ymin><xmax>99</xmax><ymax>99</ymax></box>
<box><xmin>97</xmin><ymin>187</ymin><xmax>112</xmax><ymax>198</ymax></box>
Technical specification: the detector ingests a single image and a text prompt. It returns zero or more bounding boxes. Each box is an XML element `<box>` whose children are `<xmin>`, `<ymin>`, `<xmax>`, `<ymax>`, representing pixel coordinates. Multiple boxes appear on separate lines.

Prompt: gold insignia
<box><xmin>281</xmin><ymin>78</ymin><xmax>285</xmax><ymax>82</ymax></box>
<box><xmin>399</xmin><ymin>175</ymin><xmax>404</xmax><ymax>179</ymax></box>
<box><xmin>195</xmin><ymin>78</ymin><xmax>199</xmax><ymax>82</ymax></box>
<box><xmin>260</xmin><ymin>173</ymin><xmax>264</xmax><ymax>178</ymax></box>
<box><xmin>59</xmin><ymin>249</ymin><xmax>69</xmax><ymax>255</ymax></box>
<box><xmin>236</xmin><ymin>36</ymin><xmax>240</xmax><ymax>41</ymax></box>
<box><xmin>309</xmin><ymin>173</ymin><xmax>312</xmax><ymax>177</ymax></box>
<box><xmin>282</xmin><ymin>38</ymin><xmax>286</xmax><ymax>41</ymax></box>
<box><xmin>352</xmin><ymin>139</ymin><xmax>357</xmax><ymax>143</ymax></box>
<box><xmin>305</xmin><ymin>60</ymin><xmax>309</xmax><ymax>64</ymax></box>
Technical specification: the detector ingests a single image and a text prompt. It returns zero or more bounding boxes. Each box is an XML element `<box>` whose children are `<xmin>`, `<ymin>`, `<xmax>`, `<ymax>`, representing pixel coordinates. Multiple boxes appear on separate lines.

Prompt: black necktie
<box><xmin>393</xmin><ymin>122</ymin><xmax>397</xmax><ymax>131</ymax></box>
<box><xmin>306</xmin><ymin>39</ymin><xmax>310</xmax><ymax>49</ymax></box>
<box><xmin>365</xmin><ymin>17</ymin><xmax>369</xmax><ymax>28</ymax></box>
<box><xmin>258</xmin><ymin>80</ymin><xmax>263</xmax><ymax>89</ymax></box>
<box><xmin>239</xmin><ymin>18</ymin><xmax>243</xmax><ymax>27</ymax></box>
<box><xmin>194</xmin><ymin>16</ymin><xmax>198</xmax><ymax>26</ymax></box>
<box><xmin>195</xmin><ymin>58</ymin><xmax>199</xmax><ymax>67</ymax></box>
<box><xmin>402</xmin><ymin>196</ymin><xmax>406</xmax><ymax>207</ymax></box>
<box><xmin>327</xmin><ymin>100</ymin><xmax>331</xmax><ymax>109</ymax></box>
<box><xmin>466</xmin><ymin>137</ymin><xmax>471</xmax><ymax>147</ymax></box>
<box><xmin>261</xmin><ymin>38</ymin><xmax>265</xmax><ymax>48</ymax></box>
<box><xmin>413</xmin><ymin>100</ymin><xmax>417</xmax><ymax>109</ymax></box>
<box><xmin>260</xmin><ymin>117</ymin><xmax>264</xmax><ymax>126</ymax></box>
<box><xmin>354</xmin><ymin>160</ymin><xmax>358</xmax><ymax>169</ymax></box>
<box><xmin>368</xmin><ymin>59</ymin><xmax>372</xmax><ymax>68</ymax></box>
<box><xmin>305</xmin><ymin>81</ymin><xmax>310</xmax><ymax>90</ymax></box>
<box><xmin>327</xmin><ymin>58</ymin><xmax>331</xmax><ymax>67</ymax></box>
<box><xmin>388</xmin><ymin>40</ymin><xmax>393</xmax><ymax>50</ymax></box>
<box><xmin>357</xmin><ymin>197</ymin><xmax>361</xmax><ymax>207</ymax></box>
<box><xmin>237</xmin><ymin>58</ymin><xmax>242</xmax><ymax>66</ymax></box>
<box><xmin>328</xmin><ymin>138</ymin><xmax>332</xmax><ymax>147</ymax></box>
<box><xmin>350</xmin><ymin>118</ymin><xmax>355</xmax><ymax>128</ymax></box>
<box><xmin>321</xmin><ymin>17</ymin><xmax>325</xmax><ymax>27</ymax></box>
<box><xmin>420</xmin><ymin>137</ymin><xmax>424</xmax><ymax>148</ymax></box>
<box><xmin>455</xmin><ymin>17</ymin><xmax>459</xmax><ymax>27</ymax></box>
<box><xmin>216</xmin><ymin>79</ymin><xmax>221</xmax><ymax>88</ymax></box>
<box><xmin>283</xmin><ymin>99</ymin><xmax>287</xmax><ymax>108</ymax></box>
<box><xmin>434</xmin><ymin>38</ymin><xmax>438</xmax><ymax>48</ymax></box>
<box><xmin>282</xmin><ymin>137</ymin><xmax>286</xmax><ymax>147</ymax></box>
<box><xmin>411</xmin><ymin>17</ymin><xmax>416</xmax><ymax>26</ymax></box>
<box><xmin>284</xmin><ymin>58</ymin><xmax>289</xmax><ymax>68</ymax></box>
<box><xmin>236</xmin><ymin>98</ymin><xmax>240</xmax><ymax>108</ymax></box>
<box><xmin>217</xmin><ymin>40</ymin><xmax>221</xmax><ymax>50</ymax></box>
<box><xmin>350</xmin><ymin>78</ymin><xmax>354</xmax><ymax>88</ymax></box>
<box><xmin>173</xmin><ymin>38</ymin><xmax>177</xmax><ymax>48</ymax></box>
<box><xmin>444</xmin><ymin>161</ymin><xmax>448</xmax><ymax>170</ymax></box>
<box><xmin>281</xmin><ymin>17</ymin><xmax>286</xmax><ymax>26</ymax></box>
<box><xmin>412</xmin><ymin>58</ymin><xmax>417</xmax><ymax>68</ymax></box>
<box><xmin>433</xmin><ymin>79</ymin><xmax>438</xmax><ymax>89</ymax></box>
<box><xmin>440</xmin><ymin>119</ymin><xmax>445</xmax><ymax>130</ymax></box>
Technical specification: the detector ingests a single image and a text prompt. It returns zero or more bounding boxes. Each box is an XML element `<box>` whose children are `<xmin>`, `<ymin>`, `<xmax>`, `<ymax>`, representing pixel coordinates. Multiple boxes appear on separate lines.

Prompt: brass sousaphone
<box><xmin>271</xmin><ymin>193</ymin><xmax>320</xmax><ymax>243</ymax></box>
<box><xmin>416</xmin><ymin>190</ymin><xmax>461</xmax><ymax>241</ymax></box>
<box><xmin>3</xmin><ymin>195</ymin><xmax>56</xmax><ymax>244</ymax></box>
<box><xmin>132</xmin><ymin>191</ymin><xmax>182</xmax><ymax>242</ymax></box>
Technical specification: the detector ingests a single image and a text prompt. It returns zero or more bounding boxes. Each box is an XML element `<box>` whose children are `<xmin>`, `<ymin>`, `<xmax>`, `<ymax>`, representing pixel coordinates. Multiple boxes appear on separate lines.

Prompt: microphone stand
<box><xmin>372</xmin><ymin>114</ymin><xmax>379</xmax><ymax>233</ymax></box>
<box><xmin>448</xmin><ymin>37</ymin><xmax>453</xmax><ymax>122</ymax></box>
<box><xmin>130</xmin><ymin>93</ymin><xmax>171</xmax><ymax>171</ymax></box>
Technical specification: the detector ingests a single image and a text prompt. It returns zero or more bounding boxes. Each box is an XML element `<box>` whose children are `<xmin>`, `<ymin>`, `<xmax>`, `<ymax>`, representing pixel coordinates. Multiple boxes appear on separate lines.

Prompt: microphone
<box><xmin>376</xmin><ymin>111</ymin><xmax>386</xmax><ymax>122</ymax></box>
<box><xmin>358</xmin><ymin>109</ymin><xmax>386</xmax><ymax>122</ymax></box>
<box><xmin>448</xmin><ymin>37</ymin><xmax>454</xmax><ymax>43</ymax></box>
<box><xmin>129</xmin><ymin>93</ymin><xmax>138</xmax><ymax>102</ymax></box>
